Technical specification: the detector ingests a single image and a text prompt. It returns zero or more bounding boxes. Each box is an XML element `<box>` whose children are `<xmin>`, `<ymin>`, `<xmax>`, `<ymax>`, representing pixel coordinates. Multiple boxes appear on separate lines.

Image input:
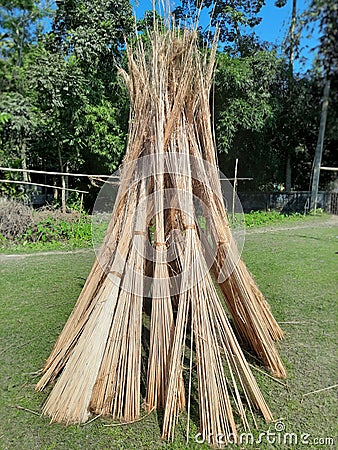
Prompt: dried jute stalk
<box><xmin>36</xmin><ymin>17</ymin><xmax>285</xmax><ymax>447</ymax></box>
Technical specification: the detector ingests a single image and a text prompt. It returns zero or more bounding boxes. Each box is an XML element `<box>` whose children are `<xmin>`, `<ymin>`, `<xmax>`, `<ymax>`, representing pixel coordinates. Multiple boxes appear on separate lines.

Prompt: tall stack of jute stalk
<box><xmin>36</xmin><ymin>17</ymin><xmax>286</xmax><ymax>446</ymax></box>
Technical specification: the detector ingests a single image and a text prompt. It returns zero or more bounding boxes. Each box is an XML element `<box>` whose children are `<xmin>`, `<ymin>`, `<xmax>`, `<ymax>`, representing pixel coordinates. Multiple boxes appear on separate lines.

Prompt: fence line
<box><xmin>320</xmin><ymin>166</ymin><xmax>338</xmax><ymax>172</ymax></box>
<box><xmin>0</xmin><ymin>166</ymin><xmax>253</xmax><ymax>182</ymax></box>
<box><xmin>0</xmin><ymin>179</ymin><xmax>88</xmax><ymax>194</ymax></box>
<box><xmin>0</xmin><ymin>167</ymin><xmax>116</xmax><ymax>179</ymax></box>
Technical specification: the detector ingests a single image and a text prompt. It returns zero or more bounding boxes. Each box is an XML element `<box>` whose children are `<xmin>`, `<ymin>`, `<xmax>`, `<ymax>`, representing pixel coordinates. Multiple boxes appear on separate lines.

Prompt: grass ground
<box><xmin>0</xmin><ymin>216</ymin><xmax>337</xmax><ymax>449</ymax></box>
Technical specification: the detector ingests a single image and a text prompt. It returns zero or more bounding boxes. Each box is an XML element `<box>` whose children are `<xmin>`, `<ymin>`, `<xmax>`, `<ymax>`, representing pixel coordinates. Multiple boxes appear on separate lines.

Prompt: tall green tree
<box><xmin>174</xmin><ymin>0</ymin><xmax>264</xmax><ymax>54</ymax></box>
<box><xmin>305</xmin><ymin>0</ymin><xmax>338</xmax><ymax>208</ymax></box>
<box><xmin>0</xmin><ymin>0</ymin><xmax>52</xmax><ymax>74</ymax></box>
<box><xmin>27</xmin><ymin>0</ymin><xmax>133</xmax><ymax>209</ymax></box>
<box><xmin>0</xmin><ymin>0</ymin><xmax>133</xmax><ymax>208</ymax></box>
<box><xmin>34</xmin><ymin>0</ymin><xmax>133</xmax><ymax>161</ymax></box>
<box><xmin>214</xmin><ymin>49</ymin><xmax>286</xmax><ymax>188</ymax></box>
<box><xmin>275</xmin><ymin>0</ymin><xmax>299</xmax><ymax>191</ymax></box>
<box><xmin>0</xmin><ymin>1</ymin><xmax>52</xmax><ymax>181</ymax></box>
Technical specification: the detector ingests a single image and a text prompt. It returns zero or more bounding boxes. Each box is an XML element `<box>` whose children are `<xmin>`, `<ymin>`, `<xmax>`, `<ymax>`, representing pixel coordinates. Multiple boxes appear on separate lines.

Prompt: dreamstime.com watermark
<box><xmin>194</xmin><ymin>421</ymin><xmax>335</xmax><ymax>447</ymax></box>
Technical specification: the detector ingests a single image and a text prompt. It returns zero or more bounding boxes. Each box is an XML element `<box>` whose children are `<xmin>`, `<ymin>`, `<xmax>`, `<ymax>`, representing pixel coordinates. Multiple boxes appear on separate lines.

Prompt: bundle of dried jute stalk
<box><xmin>36</xmin><ymin>16</ymin><xmax>286</xmax><ymax>447</ymax></box>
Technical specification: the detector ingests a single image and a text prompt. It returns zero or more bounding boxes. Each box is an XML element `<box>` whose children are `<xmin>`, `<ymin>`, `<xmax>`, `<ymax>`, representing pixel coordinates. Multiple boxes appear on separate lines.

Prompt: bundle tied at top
<box><xmin>36</xmin><ymin>20</ymin><xmax>285</xmax><ymax>447</ymax></box>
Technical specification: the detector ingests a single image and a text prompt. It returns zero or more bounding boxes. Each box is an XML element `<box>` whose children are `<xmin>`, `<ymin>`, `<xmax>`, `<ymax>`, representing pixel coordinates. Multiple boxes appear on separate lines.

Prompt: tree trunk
<box><xmin>60</xmin><ymin>175</ymin><xmax>66</xmax><ymax>213</ymax></box>
<box><xmin>285</xmin><ymin>150</ymin><xmax>292</xmax><ymax>192</ymax></box>
<box><xmin>289</xmin><ymin>0</ymin><xmax>297</xmax><ymax>71</ymax></box>
<box><xmin>21</xmin><ymin>141</ymin><xmax>29</xmax><ymax>183</ymax></box>
<box><xmin>310</xmin><ymin>78</ymin><xmax>331</xmax><ymax>212</ymax></box>
<box><xmin>285</xmin><ymin>0</ymin><xmax>297</xmax><ymax>190</ymax></box>
<box><xmin>17</xmin><ymin>18</ymin><xmax>25</xmax><ymax>69</ymax></box>
<box><xmin>58</xmin><ymin>143</ymin><xmax>67</xmax><ymax>213</ymax></box>
<box><xmin>53</xmin><ymin>177</ymin><xmax>58</xmax><ymax>201</ymax></box>
<box><xmin>232</xmin><ymin>158</ymin><xmax>238</xmax><ymax>222</ymax></box>
<box><xmin>65</xmin><ymin>163</ymin><xmax>69</xmax><ymax>206</ymax></box>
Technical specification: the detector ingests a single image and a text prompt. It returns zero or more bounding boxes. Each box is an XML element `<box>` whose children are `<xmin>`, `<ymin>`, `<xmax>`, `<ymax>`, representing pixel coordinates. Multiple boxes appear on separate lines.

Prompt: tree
<box><xmin>0</xmin><ymin>91</ymin><xmax>37</xmax><ymax>172</ymax></box>
<box><xmin>274</xmin><ymin>0</ymin><xmax>300</xmax><ymax>191</ymax></box>
<box><xmin>214</xmin><ymin>49</ymin><xmax>286</xmax><ymax>188</ymax></box>
<box><xmin>174</xmin><ymin>0</ymin><xmax>264</xmax><ymax>54</ymax></box>
<box><xmin>36</xmin><ymin>2</ymin><xmax>132</xmax><ymax>203</ymax></box>
<box><xmin>40</xmin><ymin>0</ymin><xmax>133</xmax><ymax>177</ymax></box>
<box><xmin>275</xmin><ymin>0</ymin><xmax>299</xmax><ymax>71</ymax></box>
<box><xmin>0</xmin><ymin>1</ymin><xmax>52</xmax><ymax>181</ymax></box>
<box><xmin>0</xmin><ymin>0</ymin><xmax>52</xmax><ymax>72</ymax></box>
<box><xmin>214</xmin><ymin>50</ymin><xmax>277</xmax><ymax>152</ymax></box>
<box><xmin>0</xmin><ymin>0</ymin><xmax>133</xmax><ymax>209</ymax></box>
<box><xmin>305</xmin><ymin>0</ymin><xmax>338</xmax><ymax>209</ymax></box>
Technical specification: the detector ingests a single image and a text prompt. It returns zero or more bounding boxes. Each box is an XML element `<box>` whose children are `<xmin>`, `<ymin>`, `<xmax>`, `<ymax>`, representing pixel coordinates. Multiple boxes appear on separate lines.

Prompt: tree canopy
<box><xmin>0</xmin><ymin>0</ymin><xmax>337</xmax><ymax>207</ymax></box>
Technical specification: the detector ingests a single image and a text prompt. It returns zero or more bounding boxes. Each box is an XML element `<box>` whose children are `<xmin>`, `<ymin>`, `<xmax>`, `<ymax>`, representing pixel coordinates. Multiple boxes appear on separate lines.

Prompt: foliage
<box><xmin>0</xmin><ymin>0</ymin><xmax>52</xmax><ymax>77</ymax></box>
<box><xmin>215</xmin><ymin>50</ymin><xmax>289</xmax><ymax>189</ymax></box>
<box><xmin>303</xmin><ymin>0</ymin><xmax>338</xmax><ymax>77</ymax></box>
<box><xmin>0</xmin><ymin>0</ymin><xmax>337</xmax><ymax>201</ymax></box>
<box><xmin>0</xmin><ymin>91</ymin><xmax>37</xmax><ymax>166</ymax></box>
<box><xmin>215</xmin><ymin>50</ymin><xmax>337</xmax><ymax>191</ymax></box>
<box><xmin>48</xmin><ymin>0</ymin><xmax>132</xmax><ymax>64</ymax></box>
<box><xmin>26</xmin><ymin>0</ymin><xmax>133</xmax><ymax>174</ymax></box>
<box><xmin>243</xmin><ymin>209</ymin><xmax>306</xmax><ymax>228</ymax></box>
<box><xmin>0</xmin><ymin>0</ymin><xmax>133</xmax><ymax>190</ymax></box>
<box><xmin>174</xmin><ymin>0</ymin><xmax>265</xmax><ymax>54</ymax></box>
<box><xmin>0</xmin><ymin>198</ymin><xmax>323</xmax><ymax>251</ymax></box>
<box><xmin>0</xmin><ymin>200</ymin><xmax>91</xmax><ymax>247</ymax></box>
<box><xmin>74</xmin><ymin>99</ymin><xmax>127</xmax><ymax>172</ymax></box>
<box><xmin>214</xmin><ymin>50</ymin><xmax>278</xmax><ymax>153</ymax></box>
<box><xmin>24</xmin><ymin>215</ymin><xmax>92</xmax><ymax>245</ymax></box>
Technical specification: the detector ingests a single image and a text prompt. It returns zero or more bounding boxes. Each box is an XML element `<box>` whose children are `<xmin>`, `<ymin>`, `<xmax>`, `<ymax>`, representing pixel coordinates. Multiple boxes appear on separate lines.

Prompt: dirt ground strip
<box><xmin>246</xmin><ymin>214</ymin><xmax>338</xmax><ymax>234</ymax></box>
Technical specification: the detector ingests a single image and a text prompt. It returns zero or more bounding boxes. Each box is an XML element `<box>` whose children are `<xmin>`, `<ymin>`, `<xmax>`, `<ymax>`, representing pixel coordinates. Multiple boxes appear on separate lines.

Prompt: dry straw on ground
<box><xmin>36</xmin><ymin>16</ymin><xmax>286</xmax><ymax>446</ymax></box>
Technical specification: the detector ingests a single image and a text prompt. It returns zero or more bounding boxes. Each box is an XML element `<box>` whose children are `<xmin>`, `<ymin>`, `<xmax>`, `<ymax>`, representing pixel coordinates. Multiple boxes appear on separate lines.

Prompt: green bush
<box><xmin>0</xmin><ymin>200</ymin><xmax>92</xmax><ymax>248</ymax></box>
<box><xmin>22</xmin><ymin>216</ymin><xmax>92</xmax><ymax>244</ymax></box>
<box><xmin>0</xmin><ymin>200</ymin><xmax>326</xmax><ymax>251</ymax></box>
<box><xmin>244</xmin><ymin>210</ymin><xmax>305</xmax><ymax>228</ymax></box>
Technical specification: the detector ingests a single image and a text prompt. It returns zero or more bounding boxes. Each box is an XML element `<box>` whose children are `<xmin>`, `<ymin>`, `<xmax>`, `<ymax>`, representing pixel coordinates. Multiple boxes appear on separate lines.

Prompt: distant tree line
<box><xmin>0</xmin><ymin>0</ymin><xmax>337</xmax><ymax>209</ymax></box>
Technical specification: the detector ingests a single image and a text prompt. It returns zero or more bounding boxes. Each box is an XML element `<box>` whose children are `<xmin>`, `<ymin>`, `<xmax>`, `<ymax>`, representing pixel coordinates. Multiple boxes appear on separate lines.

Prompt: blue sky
<box><xmin>131</xmin><ymin>0</ymin><xmax>318</xmax><ymax>73</ymax></box>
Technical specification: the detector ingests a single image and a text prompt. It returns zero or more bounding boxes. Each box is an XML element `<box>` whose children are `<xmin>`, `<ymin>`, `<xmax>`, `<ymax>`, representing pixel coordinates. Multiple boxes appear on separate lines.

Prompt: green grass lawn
<box><xmin>0</xmin><ymin>216</ymin><xmax>337</xmax><ymax>449</ymax></box>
